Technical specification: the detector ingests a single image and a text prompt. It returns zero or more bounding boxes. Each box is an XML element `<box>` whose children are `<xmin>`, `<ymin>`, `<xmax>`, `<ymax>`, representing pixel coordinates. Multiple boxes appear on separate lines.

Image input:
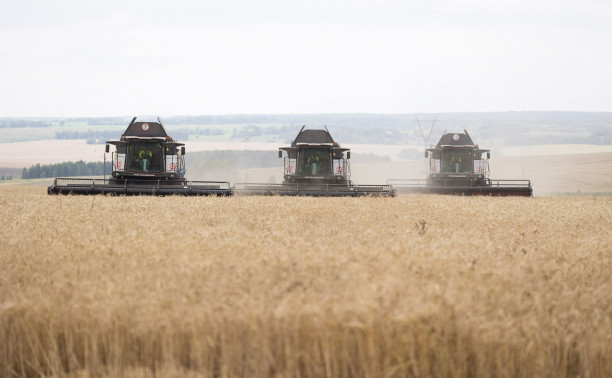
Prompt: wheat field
<box><xmin>0</xmin><ymin>186</ymin><xmax>610</xmax><ymax>377</ymax></box>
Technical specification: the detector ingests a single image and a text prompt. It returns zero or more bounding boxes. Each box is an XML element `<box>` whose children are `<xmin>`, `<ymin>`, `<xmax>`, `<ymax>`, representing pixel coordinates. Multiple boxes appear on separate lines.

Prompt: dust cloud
<box><xmin>489</xmin><ymin>153</ymin><xmax>612</xmax><ymax>195</ymax></box>
<box><xmin>187</xmin><ymin>165</ymin><xmax>281</xmax><ymax>184</ymax></box>
<box><xmin>186</xmin><ymin>148</ymin><xmax>612</xmax><ymax>195</ymax></box>
<box><xmin>349</xmin><ymin>152</ymin><xmax>612</xmax><ymax>195</ymax></box>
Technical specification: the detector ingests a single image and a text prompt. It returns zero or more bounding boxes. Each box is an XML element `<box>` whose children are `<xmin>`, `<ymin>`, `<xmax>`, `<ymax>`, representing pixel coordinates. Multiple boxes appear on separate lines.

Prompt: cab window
<box><xmin>126</xmin><ymin>142</ymin><xmax>164</xmax><ymax>173</ymax></box>
<box><xmin>442</xmin><ymin>149</ymin><xmax>473</xmax><ymax>174</ymax></box>
<box><xmin>298</xmin><ymin>148</ymin><xmax>331</xmax><ymax>175</ymax></box>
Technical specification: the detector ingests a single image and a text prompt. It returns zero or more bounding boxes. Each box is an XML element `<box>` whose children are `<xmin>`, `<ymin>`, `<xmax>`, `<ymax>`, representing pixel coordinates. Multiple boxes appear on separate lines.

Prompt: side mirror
<box><xmin>347</xmin><ymin>151</ymin><xmax>351</xmax><ymax>159</ymax></box>
<box><xmin>105</xmin><ymin>144</ymin><xmax>110</xmax><ymax>153</ymax></box>
<box><xmin>487</xmin><ymin>152</ymin><xmax>490</xmax><ymax>159</ymax></box>
<box><xmin>278</xmin><ymin>150</ymin><xmax>282</xmax><ymax>158</ymax></box>
<box><xmin>424</xmin><ymin>150</ymin><xmax>428</xmax><ymax>158</ymax></box>
<box><xmin>181</xmin><ymin>146</ymin><xmax>186</xmax><ymax>155</ymax></box>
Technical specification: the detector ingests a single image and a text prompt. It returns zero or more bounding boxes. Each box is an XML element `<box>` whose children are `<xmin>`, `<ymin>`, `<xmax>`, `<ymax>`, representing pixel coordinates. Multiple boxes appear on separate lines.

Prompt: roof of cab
<box><xmin>292</xmin><ymin>127</ymin><xmax>335</xmax><ymax>146</ymax></box>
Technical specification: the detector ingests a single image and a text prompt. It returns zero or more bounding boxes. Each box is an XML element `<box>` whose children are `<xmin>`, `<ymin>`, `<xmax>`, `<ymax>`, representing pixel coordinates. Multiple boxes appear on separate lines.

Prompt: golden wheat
<box><xmin>0</xmin><ymin>186</ymin><xmax>610</xmax><ymax>377</ymax></box>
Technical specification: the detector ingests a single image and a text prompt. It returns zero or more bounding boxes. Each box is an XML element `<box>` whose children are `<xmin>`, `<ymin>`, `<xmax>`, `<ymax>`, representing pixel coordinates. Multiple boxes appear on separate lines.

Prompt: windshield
<box><xmin>126</xmin><ymin>142</ymin><xmax>164</xmax><ymax>173</ymax></box>
<box><xmin>442</xmin><ymin>149</ymin><xmax>473</xmax><ymax>174</ymax></box>
<box><xmin>297</xmin><ymin>148</ymin><xmax>331</xmax><ymax>175</ymax></box>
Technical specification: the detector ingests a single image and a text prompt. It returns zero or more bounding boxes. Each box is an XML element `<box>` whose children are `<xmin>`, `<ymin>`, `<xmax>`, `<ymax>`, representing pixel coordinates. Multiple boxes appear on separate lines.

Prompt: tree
<box><xmin>21</xmin><ymin>161</ymin><xmax>105</xmax><ymax>179</ymax></box>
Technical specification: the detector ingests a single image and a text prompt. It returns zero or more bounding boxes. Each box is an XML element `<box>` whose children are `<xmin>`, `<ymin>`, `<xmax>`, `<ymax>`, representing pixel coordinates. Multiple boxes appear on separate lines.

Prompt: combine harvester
<box><xmin>389</xmin><ymin>130</ymin><xmax>533</xmax><ymax>196</ymax></box>
<box><xmin>234</xmin><ymin>126</ymin><xmax>395</xmax><ymax>197</ymax></box>
<box><xmin>47</xmin><ymin>117</ymin><xmax>232</xmax><ymax>196</ymax></box>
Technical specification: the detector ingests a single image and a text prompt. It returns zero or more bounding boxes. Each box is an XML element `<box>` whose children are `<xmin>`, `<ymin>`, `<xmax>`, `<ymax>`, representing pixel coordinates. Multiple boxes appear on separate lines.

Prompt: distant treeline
<box><xmin>227</xmin><ymin>124</ymin><xmax>410</xmax><ymax>144</ymax></box>
<box><xmin>51</xmin><ymin>122</ymin><xmax>612</xmax><ymax>146</ymax></box>
<box><xmin>22</xmin><ymin>161</ymin><xmax>110</xmax><ymax>179</ymax></box>
<box><xmin>167</xmin><ymin>114</ymin><xmax>415</xmax><ymax>127</ymax></box>
<box><xmin>0</xmin><ymin>175</ymin><xmax>14</xmax><ymax>180</ymax></box>
<box><xmin>231</xmin><ymin>125</ymin><xmax>295</xmax><ymax>141</ymax></box>
<box><xmin>3</xmin><ymin>112</ymin><xmax>612</xmax><ymax>145</ymax></box>
<box><xmin>0</xmin><ymin>120</ymin><xmax>51</xmax><ymax>128</ymax></box>
<box><xmin>83</xmin><ymin>117</ymin><xmax>125</xmax><ymax>125</ymax></box>
<box><xmin>56</xmin><ymin>130</ymin><xmax>119</xmax><ymax>141</ymax></box>
<box><xmin>56</xmin><ymin>128</ymin><xmax>224</xmax><ymax>143</ymax></box>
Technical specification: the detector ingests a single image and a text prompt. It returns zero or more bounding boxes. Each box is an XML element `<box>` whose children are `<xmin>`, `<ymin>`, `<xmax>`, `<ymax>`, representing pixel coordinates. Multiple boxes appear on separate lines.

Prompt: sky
<box><xmin>0</xmin><ymin>0</ymin><xmax>611</xmax><ymax>117</ymax></box>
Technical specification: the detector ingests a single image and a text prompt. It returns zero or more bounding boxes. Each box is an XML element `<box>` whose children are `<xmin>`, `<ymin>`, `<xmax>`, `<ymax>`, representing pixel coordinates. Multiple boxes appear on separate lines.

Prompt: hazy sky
<box><xmin>1</xmin><ymin>0</ymin><xmax>611</xmax><ymax>117</ymax></box>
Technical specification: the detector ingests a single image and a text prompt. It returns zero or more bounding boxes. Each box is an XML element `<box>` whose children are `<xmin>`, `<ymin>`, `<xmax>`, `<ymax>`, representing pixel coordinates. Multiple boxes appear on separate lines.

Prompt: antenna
<box><xmin>415</xmin><ymin>114</ymin><xmax>437</xmax><ymax>148</ymax></box>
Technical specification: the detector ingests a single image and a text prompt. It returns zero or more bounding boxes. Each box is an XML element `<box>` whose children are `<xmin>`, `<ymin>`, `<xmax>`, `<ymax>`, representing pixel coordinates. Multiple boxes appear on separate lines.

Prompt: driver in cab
<box><xmin>449</xmin><ymin>155</ymin><xmax>462</xmax><ymax>173</ymax></box>
<box><xmin>138</xmin><ymin>147</ymin><xmax>153</xmax><ymax>172</ymax></box>
<box><xmin>307</xmin><ymin>154</ymin><xmax>320</xmax><ymax>175</ymax></box>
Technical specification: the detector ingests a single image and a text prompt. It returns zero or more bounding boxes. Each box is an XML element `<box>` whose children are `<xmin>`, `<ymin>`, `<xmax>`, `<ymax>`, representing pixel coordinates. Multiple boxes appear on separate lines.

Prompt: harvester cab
<box><xmin>47</xmin><ymin>117</ymin><xmax>232</xmax><ymax>196</ymax></box>
<box><xmin>107</xmin><ymin>117</ymin><xmax>185</xmax><ymax>181</ymax></box>
<box><xmin>233</xmin><ymin>126</ymin><xmax>395</xmax><ymax>196</ymax></box>
<box><xmin>280</xmin><ymin>125</ymin><xmax>351</xmax><ymax>184</ymax></box>
<box><xmin>424</xmin><ymin>130</ymin><xmax>490</xmax><ymax>187</ymax></box>
<box><xmin>388</xmin><ymin>129</ymin><xmax>533</xmax><ymax>196</ymax></box>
